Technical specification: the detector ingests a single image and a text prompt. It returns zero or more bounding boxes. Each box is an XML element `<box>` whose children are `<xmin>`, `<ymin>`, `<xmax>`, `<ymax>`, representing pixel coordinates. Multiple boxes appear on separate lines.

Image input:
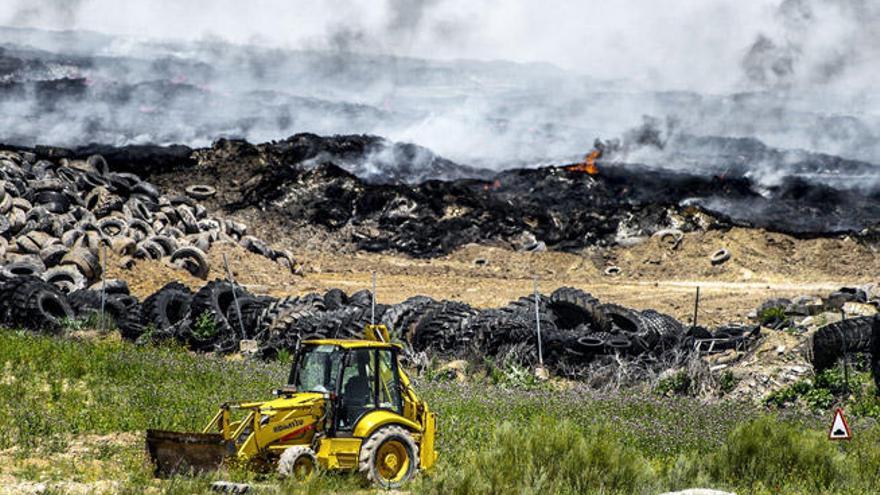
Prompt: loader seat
<box><xmin>340</xmin><ymin>374</ymin><xmax>371</xmax><ymax>428</ymax></box>
<box><xmin>338</xmin><ymin>347</ymin><xmax>376</xmax><ymax>429</ymax></box>
<box><xmin>344</xmin><ymin>374</ymin><xmax>371</xmax><ymax>402</ymax></box>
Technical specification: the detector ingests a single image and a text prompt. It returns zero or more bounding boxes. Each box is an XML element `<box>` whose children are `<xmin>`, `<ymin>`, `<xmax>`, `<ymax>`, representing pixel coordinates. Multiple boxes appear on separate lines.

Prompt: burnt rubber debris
<box><xmin>6</xmin><ymin>133</ymin><xmax>880</xmax><ymax>259</ymax></box>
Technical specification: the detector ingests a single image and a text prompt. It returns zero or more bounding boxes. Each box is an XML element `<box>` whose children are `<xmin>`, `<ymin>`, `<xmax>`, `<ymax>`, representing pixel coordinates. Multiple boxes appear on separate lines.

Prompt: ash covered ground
<box><xmin>11</xmin><ymin>132</ymin><xmax>880</xmax><ymax>259</ymax></box>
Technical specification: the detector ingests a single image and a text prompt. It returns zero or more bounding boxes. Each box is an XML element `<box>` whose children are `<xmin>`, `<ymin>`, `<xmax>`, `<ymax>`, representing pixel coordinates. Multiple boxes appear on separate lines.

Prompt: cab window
<box><xmin>377</xmin><ymin>349</ymin><xmax>403</xmax><ymax>414</ymax></box>
<box><xmin>293</xmin><ymin>345</ymin><xmax>342</xmax><ymax>394</ymax></box>
<box><xmin>338</xmin><ymin>348</ymin><xmax>376</xmax><ymax>430</ymax></box>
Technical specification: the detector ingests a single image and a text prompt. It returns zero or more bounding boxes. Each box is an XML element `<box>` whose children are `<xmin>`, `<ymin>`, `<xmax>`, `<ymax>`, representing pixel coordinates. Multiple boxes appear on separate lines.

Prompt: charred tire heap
<box><xmin>0</xmin><ymin>149</ymin><xmax>297</xmax><ymax>297</ymax></box>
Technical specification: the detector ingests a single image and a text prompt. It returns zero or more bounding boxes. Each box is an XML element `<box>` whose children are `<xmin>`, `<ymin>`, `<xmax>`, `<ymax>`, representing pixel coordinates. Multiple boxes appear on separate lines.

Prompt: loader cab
<box><xmin>289</xmin><ymin>342</ymin><xmax>404</xmax><ymax>432</ymax></box>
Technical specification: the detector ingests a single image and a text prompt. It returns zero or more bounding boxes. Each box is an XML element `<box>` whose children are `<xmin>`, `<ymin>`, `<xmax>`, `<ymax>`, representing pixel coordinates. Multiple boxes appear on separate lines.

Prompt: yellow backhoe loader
<box><xmin>146</xmin><ymin>325</ymin><xmax>437</xmax><ymax>488</ymax></box>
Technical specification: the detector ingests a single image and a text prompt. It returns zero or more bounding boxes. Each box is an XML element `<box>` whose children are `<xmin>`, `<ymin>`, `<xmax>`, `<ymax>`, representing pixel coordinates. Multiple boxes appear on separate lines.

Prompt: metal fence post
<box><xmin>841</xmin><ymin>310</ymin><xmax>850</xmax><ymax>395</ymax></box>
<box><xmin>223</xmin><ymin>254</ymin><xmax>246</xmax><ymax>340</ymax></box>
<box><xmin>99</xmin><ymin>243</ymin><xmax>107</xmax><ymax>332</ymax></box>
<box><xmin>371</xmin><ymin>271</ymin><xmax>377</xmax><ymax>326</ymax></box>
<box><xmin>534</xmin><ymin>276</ymin><xmax>543</xmax><ymax>366</ymax></box>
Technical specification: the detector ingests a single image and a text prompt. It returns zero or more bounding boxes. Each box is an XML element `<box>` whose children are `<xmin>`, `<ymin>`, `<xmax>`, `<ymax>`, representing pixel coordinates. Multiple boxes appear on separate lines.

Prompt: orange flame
<box><xmin>565</xmin><ymin>149</ymin><xmax>600</xmax><ymax>175</ymax></box>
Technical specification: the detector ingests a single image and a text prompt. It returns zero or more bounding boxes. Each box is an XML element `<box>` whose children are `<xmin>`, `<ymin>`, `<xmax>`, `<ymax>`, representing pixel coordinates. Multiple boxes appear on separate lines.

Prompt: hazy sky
<box><xmin>2</xmin><ymin>0</ymin><xmax>787</xmax><ymax>91</ymax></box>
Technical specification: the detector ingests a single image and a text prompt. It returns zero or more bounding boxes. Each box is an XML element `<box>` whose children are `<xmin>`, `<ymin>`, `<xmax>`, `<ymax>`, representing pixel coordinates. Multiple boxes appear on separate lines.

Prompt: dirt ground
<box><xmin>0</xmin><ymin>433</ymin><xmax>138</xmax><ymax>495</ymax></box>
<box><xmin>108</xmin><ymin>227</ymin><xmax>878</xmax><ymax>327</ymax></box>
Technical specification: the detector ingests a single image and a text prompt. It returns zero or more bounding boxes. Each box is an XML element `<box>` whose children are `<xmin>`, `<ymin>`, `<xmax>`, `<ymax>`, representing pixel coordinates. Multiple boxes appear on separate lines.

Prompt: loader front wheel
<box><xmin>277</xmin><ymin>446</ymin><xmax>317</xmax><ymax>481</ymax></box>
<box><xmin>358</xmin><ymin>426</ymin><xmax>419</xmax><ymax>488</ymax></box>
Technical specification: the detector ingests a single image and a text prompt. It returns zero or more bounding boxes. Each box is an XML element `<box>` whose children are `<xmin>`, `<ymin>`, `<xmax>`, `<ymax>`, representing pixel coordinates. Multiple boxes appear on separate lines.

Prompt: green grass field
<box><xmin>2</xmin><ymin>329</ymin><xmax>880</xmax><ymax>494</ymax></box>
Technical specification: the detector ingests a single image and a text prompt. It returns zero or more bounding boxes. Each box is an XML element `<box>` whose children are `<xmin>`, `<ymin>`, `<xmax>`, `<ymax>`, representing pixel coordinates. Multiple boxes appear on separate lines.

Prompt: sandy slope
<box><xmin>109</xmin><ymin>227</ymin><xmax>877</xmax><ymax>327</ymax></box>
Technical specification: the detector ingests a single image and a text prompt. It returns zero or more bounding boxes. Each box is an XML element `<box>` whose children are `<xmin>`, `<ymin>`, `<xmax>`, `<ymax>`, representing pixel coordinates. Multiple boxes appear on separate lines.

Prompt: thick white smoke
<box><xmin>1</xmin><ymin>0</ymin><xmax>878</xmax><ymax>172</ymax></box>
<box><xmin>2</xmin><ymin>0</ymin><xmax>778</xmax><ymax>91</ymax></box>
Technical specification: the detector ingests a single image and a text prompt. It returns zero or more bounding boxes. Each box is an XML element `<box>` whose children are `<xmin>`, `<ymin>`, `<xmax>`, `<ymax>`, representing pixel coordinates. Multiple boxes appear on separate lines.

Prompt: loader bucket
<box><xmin>146</xmin><ymin>429</ymin><xmax>235</xmax><ymax>477</ymax></box>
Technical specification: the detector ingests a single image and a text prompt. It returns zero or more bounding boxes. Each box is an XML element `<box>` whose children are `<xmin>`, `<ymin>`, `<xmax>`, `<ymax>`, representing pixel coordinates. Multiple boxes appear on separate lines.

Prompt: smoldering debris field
<box><xmin>1</xmin><ymin>14</ymin><xmax>880</xmax><ymax>495</ymax></box>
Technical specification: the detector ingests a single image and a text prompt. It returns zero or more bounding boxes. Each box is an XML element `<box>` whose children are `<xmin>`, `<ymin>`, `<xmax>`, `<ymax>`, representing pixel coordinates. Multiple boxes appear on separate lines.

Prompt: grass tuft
<box><xmin>421</xmin><ymin>416</ymin><xmax>654</xmax><ymax>495</ymax></box>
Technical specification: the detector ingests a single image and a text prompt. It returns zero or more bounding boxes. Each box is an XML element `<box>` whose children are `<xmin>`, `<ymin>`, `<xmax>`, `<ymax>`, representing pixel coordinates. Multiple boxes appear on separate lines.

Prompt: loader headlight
<box><xmin>260</xmin><ymin>414</ymin><xmax>270</xmax><ymax>426</ymax></box>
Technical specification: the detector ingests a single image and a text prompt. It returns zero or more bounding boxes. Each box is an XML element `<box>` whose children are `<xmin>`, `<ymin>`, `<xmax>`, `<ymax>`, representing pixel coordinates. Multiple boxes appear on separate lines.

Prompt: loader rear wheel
<box><xmin>278</xmin><ymin>446</ymin><xmax>317</xmax><ymax>481</ymax></box>
<box><xmin>358</xmin><ymin>426</ymin><xmax>419</xmax><ymax>488</ymax></box>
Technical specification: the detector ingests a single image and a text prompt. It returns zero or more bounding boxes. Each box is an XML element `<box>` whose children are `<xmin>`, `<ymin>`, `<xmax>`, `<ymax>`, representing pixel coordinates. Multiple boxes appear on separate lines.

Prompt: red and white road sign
<box><xmin>828</xmin><ymin>408</ymin><xmax>852</xmax><ymax>441</ymax></box>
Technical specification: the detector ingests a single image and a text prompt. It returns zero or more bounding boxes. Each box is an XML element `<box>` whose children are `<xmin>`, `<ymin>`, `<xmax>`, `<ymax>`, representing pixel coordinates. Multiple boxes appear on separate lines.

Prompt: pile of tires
<box><xmin>471</xmin><ymin>287</ymin><xmax>688</xmax><ymax>367</ymax></box>
<box><xmin>0</xmin><ymin>267</ymin><xmax>705</xmax><ymax>377</ymax></box>
<box><xmin>0</xmin><ymin>149</ymin><xmax>296</xmax><ymax>298</ymax></box>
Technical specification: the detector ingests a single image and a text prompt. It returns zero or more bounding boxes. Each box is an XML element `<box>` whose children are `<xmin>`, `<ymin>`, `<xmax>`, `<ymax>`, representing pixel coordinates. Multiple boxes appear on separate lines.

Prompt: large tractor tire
<box><xmin>549</xmin><ymin>287</ymin><xmax>606</xmax><ymax>330</ymax></box>
<box><xmin>812</xmin><ymin>316</ymin><xmax>874</xmax><ymax>372</ymax></box>
<box><xmin>0</xmin><ymin>276</ymin><xmax>42</xmax><ymax>323</ymax></box>
<box><xmin>411</xmin><ymin>301</ymin><xmax>477</xmax><ymax>354</ymax></box>
<box><xmin>142</xmin><ymin>282</ymin><xmax>193</xmax><ymax>338</ymax></box>
<box><xmin>382</xmin><ymin>296</ymin><xmax>435</xmax><ymax>340</ymax></box>
<box><xmin>277</xmin><ymin>446</ymin><xmax>318</xmax><ymax>481</ymax></box>
<box><xmin>6</xmin><ymin>277</ymin><xmax>74</xmax><ymax>333</ymax></box>
<box><xmin>358</xmin><ymin>426</ymin><xmax>419</xmax><ymax>489</ymax></box>
<box><xmin>639</xmin><ymin>309</ymin><xmax>685</xmax><ymax>349</ymax></box>
<box><xmin>347</xmin><ymin>289</ymin><xmax>374</xmax><ymax>308</ymax></box>
<box><xmin>141</xmin><ymin>282</ymin><xmax>192</xmax><ymax>335</ymax></box>
<box><xmin>68</xmin><ymin>289</ymin><xmax>103</xmax><ymax>315</ymax></box>
<box><xmin>322</xmin><ymin>288</ymin><xmax>348</xmax><ymax>310</ymax></box>
<box><xmin>189</xmin><ymin>280</ymin><xmax>248</xmax><ymax>351</ymax></box>
<box><xmin>338</xmin><ymin>306</ymin><xmax>387</xmax><ymax>340</ymax></box>
<box><xmin>116</xmin><ymin>302</ymin><xmax>145</xmax><ymax>342</ymax></box>
<box><xmin>226</xmin><ymin>295</ymin><xmax>275</xmax><ymax>339</ymax></box>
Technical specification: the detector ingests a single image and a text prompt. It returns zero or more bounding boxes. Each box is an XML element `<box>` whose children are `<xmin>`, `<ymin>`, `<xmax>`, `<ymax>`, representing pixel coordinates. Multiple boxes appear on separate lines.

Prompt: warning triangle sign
<box><xmin>829</xmin><ymin>408</ymin><xmax>852</xmax><ymax>441</ymax></box>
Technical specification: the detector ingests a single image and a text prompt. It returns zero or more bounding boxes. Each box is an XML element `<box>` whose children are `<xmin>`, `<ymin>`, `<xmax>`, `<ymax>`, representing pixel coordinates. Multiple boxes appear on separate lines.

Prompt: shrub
<box><xmin>766</xmin><ymin>367</ymin><xmax>879</xmax><ymax>415</ymax></box>
<box><xmin>704</xmin><ymin>416</ymin><xmax>845</xmax><ymax>492</ymax></box>
<box><xmin>421</xmin><ymin>416</ymin><xmax>655</xmax><ymax>495</ymax></box>
<box><xmin>719</xmin><ymin>370</ymin><xmax>739</xmax><ymax>394</ymax></box>
<box><xmin>192</xmin><ymin>311</ymin><xmax>217</xmax><ymax>340</ymax></box>
<box><xmin>655</xmin><ymin>370</ymin><xmax>691</xmax><ymax>396</ymax></box>
<box><xmin>758</xmin><ymin>306</ymin><xmax>788</xmax><ymax>326</ymax></box>
<box><xmin>842</xmin><ymin>425</ymin><xmax>880</xmax><ymax>491</ymax></box>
